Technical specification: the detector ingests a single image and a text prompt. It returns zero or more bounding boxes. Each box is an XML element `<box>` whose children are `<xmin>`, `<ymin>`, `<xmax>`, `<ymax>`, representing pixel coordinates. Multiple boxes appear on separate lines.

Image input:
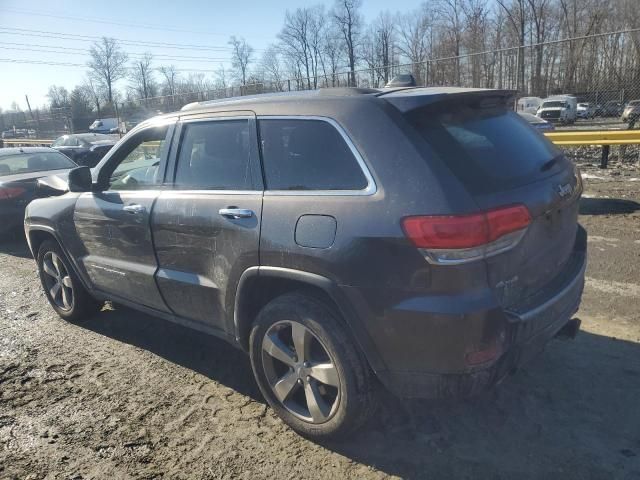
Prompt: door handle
<box><xmin>219</xmin><ymin>208</ymin><xmax>253</xmax><ymax>219</ymax></box>
<box><xmin>123</xmin><ymin>204</ymin><xmax>146</xmax><ymax>214</ymax></box>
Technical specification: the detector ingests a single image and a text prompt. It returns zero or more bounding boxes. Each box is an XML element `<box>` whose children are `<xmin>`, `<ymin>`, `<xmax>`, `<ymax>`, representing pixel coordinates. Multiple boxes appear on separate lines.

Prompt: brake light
<box><xmin>0</xmin><ymin>186</ymin><xmax>26</xmax><ymax>200</ymax></box>
<box><xmin>402</xmin><ymin>205</ymin><xmax>531</xmax><ymax>264</ymax></box>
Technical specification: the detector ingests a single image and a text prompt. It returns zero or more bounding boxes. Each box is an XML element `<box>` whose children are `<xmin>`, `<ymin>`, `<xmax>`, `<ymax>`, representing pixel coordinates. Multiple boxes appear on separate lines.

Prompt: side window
<box><xmin>109</xmin><ymin>125</ymin><xmax>169</xmax><ymax>190</ymax></box>
<box><xmin>258</xmin><ymin>119</ymin><xmax>368</xmax><ymax>191</ymax></box>
<box><xmin>64</xmin><ymin>137</ymin><xmax>79</xmax><ymax>147</ymax></box>
<box><xmin>174</xmin><ymin>120</ymin><xmax>253</xmax><ymax>190</ymax></box>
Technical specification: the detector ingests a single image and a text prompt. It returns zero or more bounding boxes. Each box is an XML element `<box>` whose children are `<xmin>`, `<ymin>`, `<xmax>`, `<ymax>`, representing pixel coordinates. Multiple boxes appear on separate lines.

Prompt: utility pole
<box><xmin>25</xmin><ymin>95</ymin><xmax>41</xmax><ymax>137</ymax></box>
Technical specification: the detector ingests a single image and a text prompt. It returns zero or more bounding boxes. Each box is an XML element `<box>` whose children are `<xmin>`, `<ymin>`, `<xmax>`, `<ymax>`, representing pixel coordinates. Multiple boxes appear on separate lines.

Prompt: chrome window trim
<box><xmin>179</xmin><ymin>115</ymin><xmax>253</xmax><ymax>123</ymax></box>
<box><xmin>257</xmin><ymin>115</ymin><xmax>377</xmax><ymax>197</ymax></box>
<box><xmin>159</xmin><ymin>189</ymin><xmax>261</xmax><ymax>196</ymax></box>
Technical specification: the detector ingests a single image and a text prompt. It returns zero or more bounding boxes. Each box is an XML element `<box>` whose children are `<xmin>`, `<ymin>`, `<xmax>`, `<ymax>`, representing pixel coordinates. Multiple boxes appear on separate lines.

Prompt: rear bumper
<box><xmin>361</xmin><ymin>226</ymin><xmax>587</xmax><ymax>399</ymax></box>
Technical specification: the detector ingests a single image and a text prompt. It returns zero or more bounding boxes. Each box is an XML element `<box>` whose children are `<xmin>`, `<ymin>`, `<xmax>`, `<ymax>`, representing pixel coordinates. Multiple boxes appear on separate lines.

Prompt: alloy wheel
<box><xmin>42</xmin><ymin>252</ymin><xmax>74</xmax><ymax>311</ymax></box>
<box><xmin>261</xmin><ymin>320</ymin><xmax>341</xmax><ymax>424</ymax></box>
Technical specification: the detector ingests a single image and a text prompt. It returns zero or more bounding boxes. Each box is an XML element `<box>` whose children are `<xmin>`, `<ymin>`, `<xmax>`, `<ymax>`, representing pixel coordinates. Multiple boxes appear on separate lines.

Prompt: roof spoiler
<box><xmin>379</xmin><ymin>88</ymin><xmax>517</xmax><ymax>113</ymax></box>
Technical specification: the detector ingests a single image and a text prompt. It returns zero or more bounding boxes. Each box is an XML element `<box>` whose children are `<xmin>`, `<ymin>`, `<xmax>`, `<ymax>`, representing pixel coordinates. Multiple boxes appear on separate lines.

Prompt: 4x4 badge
<box><xmin>557</xmin><ymin>183</ymin><xmax>573</xmax><ymax>198</ymax></box>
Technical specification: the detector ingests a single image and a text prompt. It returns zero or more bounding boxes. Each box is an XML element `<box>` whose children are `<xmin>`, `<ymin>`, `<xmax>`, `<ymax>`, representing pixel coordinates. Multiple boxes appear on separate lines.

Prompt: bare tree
<box><xmin>47</xmin><ymin>86</ymin><xmax>70</xmax><ymax>109</ymax></box>
<box><xmin>129</xmin><ymin>53</ymin><xmax>156</xmax><ymax>100</ymax></box>
<box><xmin>526</xmin><ymin>0</ymin><xmax>553</xmax><ymax>95</ymax></box>
<box><xmin>323</xmin><ymin>25</ymin><xmax>344</xmax><ymax>86</ymax></box>
<box><xmin>261</xmin><ymin>45</ymin><xmax>285</xmax><ymax>90</ymax></box>
<box><xmin>279</xmin><ymin>8</ymin><xmax>315</xmax><ymax>89</ymax></box>
<box><xmin>373</xmin><ymin>12</ymin><xmax>396</xmax><ymax>84</ymax></box>
<box><xmin>397</xmin><ymin>6</ymin><xmax>432</xmax><ymax>84</ymax></box>
<box><xmin>87</xmin><ymin>37</ymin><xmax>128</xmax><ymax>105</ymax></box>
<box><xmin>70</xmin><ymin>86</ymin><xmax>92</xmax><ymax>111</ymax></box>
<box><xmin>462</xmin><ymin>0</ymin><xmax>490</xmax><ymax>87</ymax></box>
<box><xmin>214</xmin><ymin>64</ymin><xmax>229</xmax><ymax>90</ymax></box>
<box><xmin>558</xmin><ymin>0</ymin><xmax>607</xmax><ymax>90</ymax></box>
<box><xmin>496</xmin><ymin>0</ymin><xmax>526</xmax><ymax>91</ymax></box>
<box><xmin>360</xmin><ymin>29</ymin><xmax>378</xmax><ymax>86</ymax></box>
<box><xmin>332</xmin><ymin>0</ymin><xmax>362</xmax><ymax>86</ymax></box>
<box><xmin>158</xmin><ymin>65</ymin><xmax>179</xmax><ymax>97</ymax></box>
<box><xmin>82</xmin><ymin>77</ymin><xmax>102</xmax><ymax>115</ymax></box>
<box><xmin>309</xmin><ymin>6</ymin><xmax>329</xmax><ymax>87</ymax></box>
<box><xmin>435</xmin><ymin>0</ymin><xmax>464</xmax><ymax>85</ymax></box>
<box><xmin>228</xmin><ymin>36</ymin><xmax>254</xmax><ymax>87</ymax></box>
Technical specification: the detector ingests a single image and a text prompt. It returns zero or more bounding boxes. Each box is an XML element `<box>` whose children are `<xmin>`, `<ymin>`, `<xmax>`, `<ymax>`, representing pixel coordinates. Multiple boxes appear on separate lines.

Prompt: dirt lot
<box><xmin>1</xmin><ymin>162</ymin><xmax>639</xmax><ymax>480</ymax></box>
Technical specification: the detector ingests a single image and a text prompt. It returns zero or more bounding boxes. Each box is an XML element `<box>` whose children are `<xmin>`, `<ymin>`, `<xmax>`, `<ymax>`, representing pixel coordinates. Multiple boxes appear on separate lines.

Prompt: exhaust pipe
<box><xmin>555</xmin><ymin>318</ymin><xmax>581</xmax><ymax>340</ymax></box>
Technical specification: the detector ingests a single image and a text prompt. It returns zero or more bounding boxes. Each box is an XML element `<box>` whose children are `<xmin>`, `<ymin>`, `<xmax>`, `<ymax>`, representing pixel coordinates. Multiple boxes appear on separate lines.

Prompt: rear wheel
<box><xmin>249</xmin><ymin>292</ymin><xmax>376</xmax><ymax>440</ymax></box>
<box><xmin>37</xmin><ymin>240</ymin><xmax>100</xmax><ymax>321</ymax></box>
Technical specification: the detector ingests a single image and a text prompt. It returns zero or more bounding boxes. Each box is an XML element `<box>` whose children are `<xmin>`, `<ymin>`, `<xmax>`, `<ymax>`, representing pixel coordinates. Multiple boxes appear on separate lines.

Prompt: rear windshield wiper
<box><xmin>540</xmin><ymin>155</ymin><xmax>562</xmax><ymax>172</ymax></box>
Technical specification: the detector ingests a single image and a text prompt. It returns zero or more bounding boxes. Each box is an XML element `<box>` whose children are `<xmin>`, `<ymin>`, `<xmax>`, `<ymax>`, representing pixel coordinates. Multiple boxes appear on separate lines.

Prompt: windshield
<box><xmin>406</xmin><ymin>105</ymin><xmax>561</xmax><ymax>194</ymax></box>
<box><xmin>542</xmin><ymin>101</ymin><xmax>566</xmax><ymax>108</ymax></box>
<box><xmin>0</xmin><ymin>152</ymin><xmax>76</xmax><ymax>176</ymax></box>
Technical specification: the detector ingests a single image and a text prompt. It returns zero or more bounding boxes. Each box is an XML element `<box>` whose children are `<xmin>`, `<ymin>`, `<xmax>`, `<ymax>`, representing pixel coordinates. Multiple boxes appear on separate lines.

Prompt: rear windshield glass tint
<box><xmin>406</xmin><ymin>105</ymin><xmax>561</xmax><ymax>193</ymax></box>
<box><xmin>0</xmin><ymin>152</ymin><xmax>76</xmax><ymax>176</ymax></box>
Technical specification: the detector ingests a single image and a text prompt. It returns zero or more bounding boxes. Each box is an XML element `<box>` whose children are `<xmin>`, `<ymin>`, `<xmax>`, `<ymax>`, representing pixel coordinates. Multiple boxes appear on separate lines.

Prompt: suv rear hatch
<box><xmin>386</xmin><ymin>88</ymin><xmax>582</xmax><ymax>310</ymax></box>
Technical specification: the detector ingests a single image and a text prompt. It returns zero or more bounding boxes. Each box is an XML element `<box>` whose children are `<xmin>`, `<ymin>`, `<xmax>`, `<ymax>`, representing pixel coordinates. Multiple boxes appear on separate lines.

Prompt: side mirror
<box><xmin>68</xmin><ymin>166</ymin><xmax>93</xmax><ymax>192</ymax></box>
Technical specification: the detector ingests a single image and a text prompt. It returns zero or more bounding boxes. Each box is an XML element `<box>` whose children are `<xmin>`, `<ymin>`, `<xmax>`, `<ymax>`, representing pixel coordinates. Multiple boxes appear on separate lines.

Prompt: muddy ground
<box><xmin>1</xmin><ymin>161</ymin><xmax>639</xmax><ymax>480</ymax></box>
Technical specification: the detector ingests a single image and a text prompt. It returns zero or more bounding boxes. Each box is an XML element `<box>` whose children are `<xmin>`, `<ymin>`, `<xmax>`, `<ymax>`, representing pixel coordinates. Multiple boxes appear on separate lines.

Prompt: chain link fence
<box><xmin>4</xmin><ymin>29</ymin><xmax>640</xmax><ymax>143</ymax></box>
<box><xmin>132</xmin><ymin>30</ymin><xmax>640</xmax><ymax>127</ymax></box>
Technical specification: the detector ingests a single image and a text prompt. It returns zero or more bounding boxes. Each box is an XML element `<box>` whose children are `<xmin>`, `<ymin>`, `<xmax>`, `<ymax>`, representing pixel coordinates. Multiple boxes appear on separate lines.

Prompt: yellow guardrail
<box><xmin>544</xmin><ymin>130</ymin><xmax>640</xmax><ymax>145</ymax></box>
<box><xmin>1</xmin><ymin>138</ymin><xmax>54</xmax><ymax>146</ymax></box>
<box><xmin>544</xmin><ymin>129</ymin><xmax>640</xmax><ymax>168</ymax></box>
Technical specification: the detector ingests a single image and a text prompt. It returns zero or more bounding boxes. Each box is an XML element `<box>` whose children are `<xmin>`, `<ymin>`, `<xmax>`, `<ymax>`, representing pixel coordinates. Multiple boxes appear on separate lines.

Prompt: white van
<box><xmin>517</xmin><ymin>97</ymin><xmax>543</xmax><ymax>115</ymax></box>
<box><xmin>89</xmin><ymin>118</ymin><xmax>119</xmax><ymax>134</ymax></box>
<box><xmin>536</xmin><ymin>95</ymin><xmax>577</xmax><ymax>124</ymax></box>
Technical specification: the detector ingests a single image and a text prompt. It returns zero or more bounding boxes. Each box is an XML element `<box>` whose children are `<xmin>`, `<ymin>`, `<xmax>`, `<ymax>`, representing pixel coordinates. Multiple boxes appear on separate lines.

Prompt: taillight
<box><xmin>402</xmin><ymin>205</ymin><xmax>531</xmax><ymax>264</ymax></box>
<box><xmin>0</xmin><ymin>186</ymin><xmax>26</xmax><ymax>200</ymax></box>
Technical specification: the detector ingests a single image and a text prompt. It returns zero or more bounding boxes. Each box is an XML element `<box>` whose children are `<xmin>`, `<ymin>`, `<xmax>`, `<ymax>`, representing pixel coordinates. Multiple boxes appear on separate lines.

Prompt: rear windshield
<box><xmin>0</xmin><ymin>152</ymin><xmax>76</xmax><ymax>176</ymax></box>
<box><xmin>406</xmin><ymin>105</ymin><xmax>562</xmax><ymax>193</ymax></box>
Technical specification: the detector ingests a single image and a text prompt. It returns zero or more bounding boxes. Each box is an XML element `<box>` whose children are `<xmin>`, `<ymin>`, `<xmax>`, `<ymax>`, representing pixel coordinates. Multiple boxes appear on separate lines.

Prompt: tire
<box><xmin>249</xmin><ymin>292</ymin><xmax>376</xmax><ymax>440</ymax></box>
<box><xmin>37</xmin><ymin>239</ymin><xmax>100</xmax><ymax>321</ymax></box>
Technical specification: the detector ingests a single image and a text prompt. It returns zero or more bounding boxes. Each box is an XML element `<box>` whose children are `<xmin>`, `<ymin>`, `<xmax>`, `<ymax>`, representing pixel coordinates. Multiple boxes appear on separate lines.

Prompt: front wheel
<box><xmin>37</xmin><ymin>239</ymin><xmax>101</xmax><ymax>321</ymax></box>
<box><xmin>249</xmin><ymin>292</ymin><xmax>376</xmax><ymax>440</ymax></box>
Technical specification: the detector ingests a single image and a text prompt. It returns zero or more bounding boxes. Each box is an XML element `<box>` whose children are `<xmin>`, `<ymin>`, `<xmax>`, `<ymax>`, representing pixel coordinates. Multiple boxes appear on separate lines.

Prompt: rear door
<box><xmin>74</xmin><ymin>121</ymin><xmax>175</xmax><ymax>311</ymax></box>
<box><xmin>151</xmin><ymin>112</ymin><xmax>263</xmax><ymax>332</ymax></box>
<box><xmin>404</xmin><ymin>98</ymin><xmax>582</xmax><ymax>309</ymax></box>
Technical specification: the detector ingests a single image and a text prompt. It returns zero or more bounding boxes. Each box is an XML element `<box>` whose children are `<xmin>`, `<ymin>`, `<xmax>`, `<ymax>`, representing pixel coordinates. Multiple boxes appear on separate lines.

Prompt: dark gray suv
<box><xmin>24</xmin><ymin>87</ymin><xmax>586</xmax><ymax>439</ymax></box>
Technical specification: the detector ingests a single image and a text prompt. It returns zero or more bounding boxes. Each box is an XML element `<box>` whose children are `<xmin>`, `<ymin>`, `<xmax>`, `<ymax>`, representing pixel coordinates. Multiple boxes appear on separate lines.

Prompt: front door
<box><xmin>151</xmin><ymin>113</ymin><xmax>263</xmax><ymax>332</ymax></box>
<box><xmin>74</xmin><ymin>121</ymin><xmax>175</xmax><ymax>312</ymax></box>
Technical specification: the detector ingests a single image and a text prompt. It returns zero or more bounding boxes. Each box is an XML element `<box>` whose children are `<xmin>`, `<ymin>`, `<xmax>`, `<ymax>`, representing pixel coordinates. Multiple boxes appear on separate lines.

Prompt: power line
<box><xmin>3</xmin><ymin>7</ymin><xmax>272</xmax><ymax>40</ymax></box>
<box><xmin>0</xmin><ymin>45</ymin><xmax>234</xmax><ymax>63</ymax></box>
<box><xmin>0</xmin><ymin>57</ymin><xmax>232</xmax><ymax>73</ymax></box>
<box><xmin>0</xmin><ymin>27</ymin><xmax>265</xmax><ymax>52</ymax></box>
<box><xmin>0</xmin><ymin>58</ymin><xmax>84</xmax><ymax>67</ymax></box>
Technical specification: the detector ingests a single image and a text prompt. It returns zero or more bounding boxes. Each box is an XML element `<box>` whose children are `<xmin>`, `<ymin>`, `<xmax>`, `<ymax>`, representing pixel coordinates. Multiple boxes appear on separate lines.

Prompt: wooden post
<box><xmin>600</xmin><ymin>145</ymin><xmax>610</xmax><ymax>169</ymax></box>
<box><xmin>25</xmin><ymin>95</ymin><xmax>41</xmax><ymax>137</ymax></box>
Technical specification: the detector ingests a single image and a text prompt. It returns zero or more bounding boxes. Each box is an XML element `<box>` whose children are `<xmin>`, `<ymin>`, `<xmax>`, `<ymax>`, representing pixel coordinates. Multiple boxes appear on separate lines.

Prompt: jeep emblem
<box><xmin>557</xmin><ymin>183</ymin><xmax>573</xmax><ymax>198</ymax></box>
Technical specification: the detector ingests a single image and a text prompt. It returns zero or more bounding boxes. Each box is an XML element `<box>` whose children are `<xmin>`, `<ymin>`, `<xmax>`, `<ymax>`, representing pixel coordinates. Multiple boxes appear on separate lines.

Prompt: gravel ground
<box><xmin>1</xmin><ymin>163</ymin><xmax>639</xmax><ymax>480</ymax></box>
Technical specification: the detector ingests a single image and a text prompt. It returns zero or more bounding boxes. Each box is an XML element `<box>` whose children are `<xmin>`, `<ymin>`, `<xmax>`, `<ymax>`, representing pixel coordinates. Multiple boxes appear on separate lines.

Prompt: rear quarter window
<box><xmin>406</xmin><ymin>106</ymin><xmax>562</xmax><ymax>193</ymax></box>
<box><xmin>258</xmin><ymin>118</ymin><xmax>368</xmax><ymax>191</ymax></box>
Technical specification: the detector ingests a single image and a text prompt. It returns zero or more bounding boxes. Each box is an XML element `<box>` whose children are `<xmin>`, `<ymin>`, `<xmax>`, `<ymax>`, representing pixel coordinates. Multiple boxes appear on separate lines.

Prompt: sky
<box><xmin>0</xmin><ymin>0</ymin><xmax>423</xmax><ymax>110</ymax></box>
